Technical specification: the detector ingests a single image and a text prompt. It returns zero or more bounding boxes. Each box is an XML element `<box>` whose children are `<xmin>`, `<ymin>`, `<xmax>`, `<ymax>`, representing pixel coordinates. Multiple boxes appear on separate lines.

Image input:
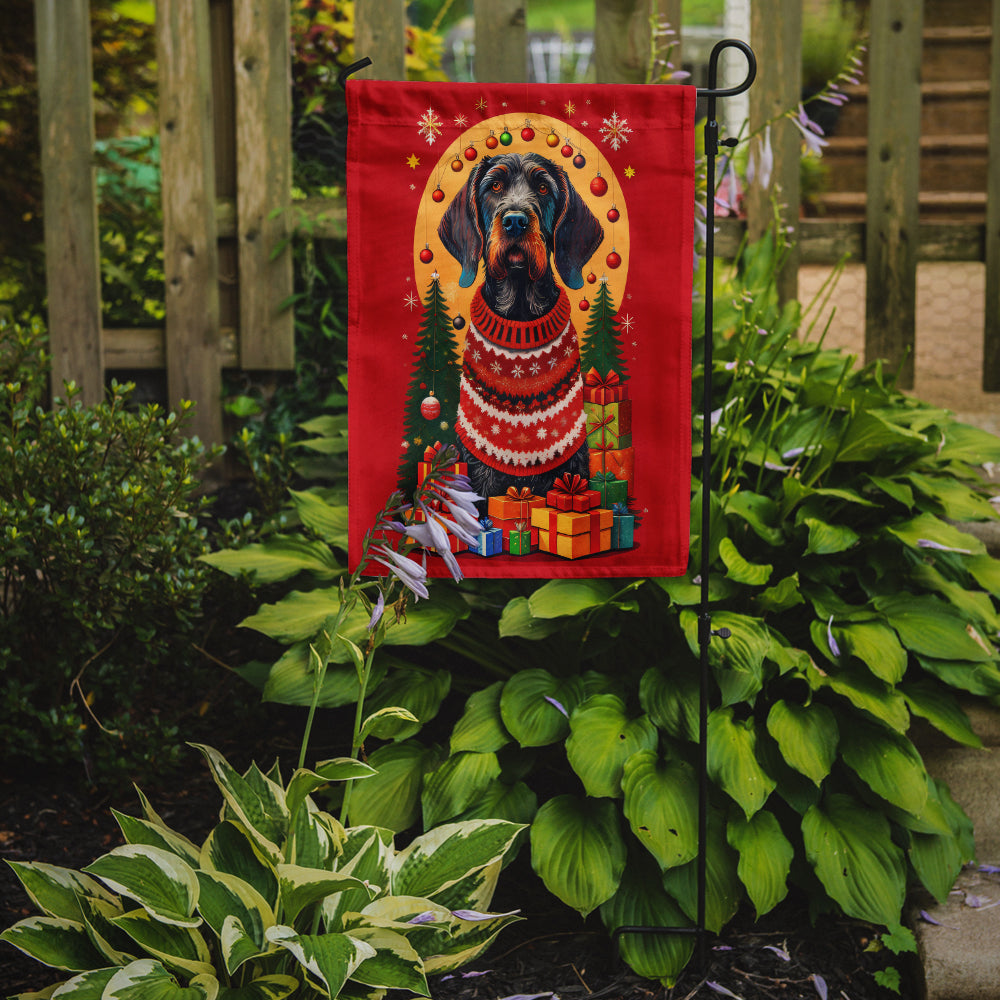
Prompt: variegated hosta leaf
<box><xmin>421</xmin><ymin>859</ymin><xmax>501</xmax><ymax>916</ymax></box>
<box><xmin>83</xmin><ymin>846</ymin><xmax>200</xmax><ymax>928</ymax></box>
<box><xmin>499</xmin><ymin>669</ymin><xmax>585</xmax><ymax>747</ymax></box>
<box><xmin>565</xmin><ymin>695</ymin><xmax>658</xmax><ymax>799</ymax></box>
<box><xmin>450</xmin><ymin>681</ymin><xmax>511</xmax><ymax>754</ymax></box>
<box><xmin>110</xmin><ymin>908</ymin><xmax>214</xmax><ymax>979</ymax></box>
<box><xmin>344</xmin><ymin>926</ymin><xmax>429</xmax><ymax>994</ymax></box>
<box><xmin>200</xmin><ymin>822</ymin><xmax>278</xmax><ymax>910</ymax></box>
<box><xmin>276</xmin><ymin>865</ymin><xmax>375</xmax><ymax>925</ymax></box>
<box><xmin>46</xmin><ymin>966</ymin><xmax>118</xmax><ymax>997</ymax></box>
<box><xmin>285</xmin><ymin>760</ymin><xmax>376</xmax><ymax>824</ymax></box>
<box><xmin>195</xmin><ymin>871</ymin><xmax>274</xmax><ymax>974</ymax></box>
<box><xmin>529</xmin><ymin>795</ymin><xmax>626</xmax><ymax>917</ymax></box>
<box><xmin>765</xmin><ymin>700</ymin><xmax>838</xmax><ymax>786</ymax></box>
<box><xmin>599</xmin><ymin>853</ymin><xmax>694</xmax><ymax>987</ymax></box>
<box><xmin>802</xmin><ymin>793</ymin><xmax>906</xmax><ymax>926</ymax></box>
<box><xmin>288</xmin><ymin>802</ymin><xmax>343</xmax><ymax>870</ymax></box>
<box><xmin>706</xmin><ymin>707</ymin><xmax>776</xmax><ymax>819</ymax></box>
<box><xmin>190</xmin><ymin>745</ymin><xmax>287</xmax><ymax>863</ymax></box>
<box><xmin>112</xmin><ymin>811</ymin><xmax>201</xmax><ymax>868</ymax></box>
<box><xmin>838</xmin><ymin>718</ymin><xmax>929</xmax><ymax>817</ymax></box>
<box><xmin>727</xmin><ymin>811</ymin><xmax>793</xmax><ymax>917</ymax></box>
<box><xmin>0</xmin><ymin>916</ymin><xmax>107</xmax><ymax>972</ymax></box>
<box><xmin>421</xmin><ymin>906</ymin><xmax>522</xmax><ymax>975</ymax></box>
<box><xmin>322</xmin><ymin>829</ymin><xmax>393</xmax><ymax>931</ymax></box>
<box><xmin>4</xmin><ymin>862</ymin><xmax>118</xmax><ymax>922</ymax></box>
<box><xmin>265</xmin><ymin>925</ymin><xmax>376</xmax><ymax>998</ymax></box>
<box><xmin>102</xmin><ymin>958</ymin><xmax>218</xmax><ymax>999</ymax></box>
<box><xmin>421</xmin><ymin>751</ymin><xmax>502</xmax><ymax>829</ymax></box>
<box><xmin>77</xmin><ymin>894</ymin><xmax>136</xmax><ymax>966</ymax></box>
<box><xmin>391</xmin><ymin>820</ymin><xmax>524</xmax><ymax>901</ymax></box>
<box><xmin>347</xmin><ymin>740</ymin><xmax>442</xmax><ymax>833</ymax></box>
<box><xmin>214</xmin><ymin>975</ymin><xmax>299</xmax><ymax>1000</ymax></box>
<box><xmin>621</xmin><ymin>751</ymin><xmax>699</xmax><ymax>871</ymax></box>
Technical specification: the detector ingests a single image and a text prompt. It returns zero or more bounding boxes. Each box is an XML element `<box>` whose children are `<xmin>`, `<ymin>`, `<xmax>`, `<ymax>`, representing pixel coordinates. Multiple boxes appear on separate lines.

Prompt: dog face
<box><xmin>439</xmin><ymin>152</ymin><xmax>603</xmax><ymax>306</ymax></box>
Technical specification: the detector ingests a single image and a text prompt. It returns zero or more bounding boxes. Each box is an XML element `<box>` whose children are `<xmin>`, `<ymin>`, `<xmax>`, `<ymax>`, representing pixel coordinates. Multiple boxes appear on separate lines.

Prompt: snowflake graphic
<box><xmin>580</xmin><ymin>120</ymin><xmax>589</xmax><ymax>128</ymax></box>
<box><xmin>471</xmin><ymin>348</ymin><xmax>482</xmax><ymax>361</ymax></box>
<box><xmin>476</xmin><ymin>97</ymin><xmax>488</xmax><ymax>112</ymax></box>
<box><xmin>564</xmin><ymin>100</ymin><xmax>576</xmax><ymax>117</ymax></box>
<box><xmin>536</xmin><ymin>426</ymin><xmax>549</xmax><ymax>439</ymax></box>
<box><xmin>620</xmin><ymin>313</ymin><xmax>635</xmax><ymax>334</ymax></box>
<box><xmin>404</xmin><ymin>291</ymin><xmax>419</xmax><ymax>311</ymax></box>
<box><xmin>491</xmin><ymin>360</ymin><xmax>503</xmax><ymax>374</ymax></box>
<box><xmin>453</xmin><ymin>113</ymin><xmax>468</xmax><ymax>129</ymax></box>
<box><xmin>511</xmin><ymin>364</ymin><xmax>524</xmax><ymax>378</ymax></box>
<box><xmin>491</xmin><ymin>422</ymin><xmax>501</xmax><ymax>435</ymax></box>
<box><xmin>548</xmin><ymin>356</ymin><xmax>558</xmax><ymax>369</ymax></box>
<box><xmin>417</xmin><ymin>107</ymin><xmax>444</xmax><ymax>145</ymax></box>
<box><xmin>601</xmin><ymin>111</ymin><xmax>632</xmax><ymax>150</ymax></box>
<box><xmin>529</xmin><ymin>361</ymin><xmax>541</xmax><ymax>376</ymax></box>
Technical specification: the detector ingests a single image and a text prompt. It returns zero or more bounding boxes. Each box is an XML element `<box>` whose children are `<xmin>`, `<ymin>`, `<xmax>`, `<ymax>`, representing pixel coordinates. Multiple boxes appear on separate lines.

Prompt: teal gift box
<box><xmin>611</xmin><ymin>502</ymin><xmax>634</xmax><ymax>549</ymax></box>
<box><xmin>590</xmin><ymin>471</ymin><xmax>628</xmax><ymax>507</ymax></box>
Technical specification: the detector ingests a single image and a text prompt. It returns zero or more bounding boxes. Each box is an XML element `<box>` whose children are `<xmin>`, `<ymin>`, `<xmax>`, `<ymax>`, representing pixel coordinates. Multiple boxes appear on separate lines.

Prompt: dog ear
<box><xmin>438</xmin><ymin>160</ymin><xmax>488</xmax><ymax>288</ymax></box>
<box><xmin>552</xmin><ymin>167</ymin><xmax>604</xmax><ymax>289</ymax></box>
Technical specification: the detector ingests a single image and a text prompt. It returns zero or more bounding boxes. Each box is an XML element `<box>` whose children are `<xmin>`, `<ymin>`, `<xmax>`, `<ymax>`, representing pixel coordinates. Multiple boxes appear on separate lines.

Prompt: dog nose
<box><xmin>503</xmin><ymin>212</ymin><xmax>528</xmax><ymax>236</ymax></box>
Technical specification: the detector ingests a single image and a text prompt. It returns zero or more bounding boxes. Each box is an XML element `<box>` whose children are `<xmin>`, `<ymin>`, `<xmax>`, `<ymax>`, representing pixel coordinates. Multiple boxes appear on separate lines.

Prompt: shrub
<box><xmin>0</xmin><ymin>317</ymin><xmax>220</xmax><ymax>783</ymax></box>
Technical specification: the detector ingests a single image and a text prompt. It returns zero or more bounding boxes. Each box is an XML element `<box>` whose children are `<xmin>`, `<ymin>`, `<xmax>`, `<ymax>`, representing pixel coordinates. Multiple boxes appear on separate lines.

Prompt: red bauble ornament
<box><xmin>486</xmin><ymin>132</ymin><xmax>499</xmax><ymax>149</ymax></box>
<box><xmin>579</xmin><ymin>298</ymin><xmax>590</xmax><ymax>312</ymax></box>
<box><xmin>521</xmin><ymin>124</ymin><xmax>535</xmax><ymax>141</ymax></box>
<box><xmin>419</xmin><ymin>245</ymin><xmax>434</xmax><ymax>264</ymax></box>
<box><xmin>586</xmin><ymin>272</ymin><xmax>597</xmax><ymax>284</ymax></box>
<box><xmin>432</xmin><ymin>186</ymin><xmax>445</xmax><ymax>203</ymax></box>
<box><xmin>450</xmin><ymin>158</ymin><xmax>463</xmax><ymax>172</ymax></box>
<box><xmin>420</xmin><ymin>394</ymin><xmax>441</xmax><ymax>420</ymax></box>
<box><xmin>546</xmin><ymin>131</ymin><xmax>560</xmax><ymax>147</ymax></box>
<box><xmin>607</xmin><ymin>205</ymin><xmax>620</xmax><ymax>222</ymax></box>
<box><xmin>464</xmin><ymin>144</ymin><xmax>478</xmax><ymax>161</ymax></box>
<box><xmin>606</xmin><ymin>250</ymin><xmax>622</xmax><ymax>269</ymax></box>
<box><xmin>572</xmin><ymin>153</ymin><xmax>586</xmax><ymax>169</ymax></box>
<box><xmin>561</xmin><ymin>143</ymin><xmax>574</xmax><ymax>158</ymax></box>
<box><xmin>419</xmin><ymin>382</ymin><xmax>427</xmax><ymax>390</ymax></box>
<box><xmin>590</xmin><ymin>173</ymin><xmax>609</xmax><ymax>197</ymax></box>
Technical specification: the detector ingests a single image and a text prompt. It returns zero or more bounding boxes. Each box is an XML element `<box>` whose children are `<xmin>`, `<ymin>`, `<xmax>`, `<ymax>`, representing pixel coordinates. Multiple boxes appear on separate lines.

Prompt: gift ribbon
<box><xmin>587</xmin><ymin>412</ymin><xmax>617</xmax><ymax>444</ymax></box>
<box><xmin>422</xmin><ymin>439</ymin><xmax>443</xmax><ymax>462</ymax></box>
<box><xmin>514</xmin><ymin>520</ymin><xmax>528</xmax><ymax>532</ymax></box>
<box><xmin>591</xmin><ymin>471</ymin><xmax>617</xmax><ymax>486</ymax></box>
<box><xmin>478</xmin><ymin>516</ymin><xmax>494</xmax><ymax>530</ymax></box>
<box><xmin>612</xmin><ymin>502</ymin><xmax>630</xmax><ymax>516</ymax></box>
<box><xmin>584</xmin><ymin>367</ymin><xmax>622</xmax><ymax>390</ymax></box>
<box><xmin>553</xmin><ymin>473</ymin><xmax>587</xmax><ymax>496</ymax></box>
<box><xmin>506</xmin><ymin>485</ymin><xmax>535</xmax><ymax>501</ymax></box>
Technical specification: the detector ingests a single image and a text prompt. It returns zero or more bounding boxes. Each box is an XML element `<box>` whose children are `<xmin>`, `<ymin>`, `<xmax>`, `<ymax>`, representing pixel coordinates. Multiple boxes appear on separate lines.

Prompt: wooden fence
<box><xmin>33</xmin><ymin>0</ymin><xmax>1000</xmax><ymax>445</ymax></box>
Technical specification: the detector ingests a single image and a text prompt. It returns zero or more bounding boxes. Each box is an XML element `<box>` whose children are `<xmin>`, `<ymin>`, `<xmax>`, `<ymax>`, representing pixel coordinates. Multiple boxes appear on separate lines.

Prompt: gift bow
<box><xmin>587</xmin><ymin>412</ymin><xmax>616</xmax><ymax>434</ymax></box>
<box><xmin>422</xmin><ymin>439</ymin><xmax>444</xmax><ymax>462</ymax></box>
<box><xmin>591</xmin><ymin>471</ymin><xmax>618</xmax><ymax>485</ymax></box>
<box><xmin>505</xmin><ymin>486</ymin><xmax>535</xmax><ymax>501</ymax></box>
<box><xmin>584</xmin><ymin>367</ymin><xmax>622</xmax><ymax>390</ymax></box>
<box><xmin>478</xmin><ymin>516</ymin><xmax>494</xmax><ymax>530</ymax></box>
<box><xmin>514</xmin><ymin>520</ymin><xmax>529</xmax><ymax>532</ymax></box>
<box><xmin>553</xmin><ymin>473</ymin><xmax>587</xmax><ymax>495</ymax></box>
<box><xmin>612</xmin><ymin>502</ymin><xmax>630</xmax><ymax>516</ymax></box>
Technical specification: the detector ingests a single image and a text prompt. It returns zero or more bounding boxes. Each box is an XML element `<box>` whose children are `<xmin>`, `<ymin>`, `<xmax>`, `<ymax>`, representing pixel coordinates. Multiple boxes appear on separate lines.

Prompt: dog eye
<box><xmin>537</xmin><ymin>182</ymin><xmax>548</xmax><ymax>194</ymax></box>
<box><xmin>491</xmin><ymin>180</ymin><xmax>503</xmax><ymax>192</ymax></box>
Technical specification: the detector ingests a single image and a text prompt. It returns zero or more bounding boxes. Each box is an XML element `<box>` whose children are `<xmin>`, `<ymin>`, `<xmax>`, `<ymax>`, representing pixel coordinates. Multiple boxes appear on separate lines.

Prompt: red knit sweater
<box><xmin>456</xmin><ymin>286</ymin><xmax>587</xmax><ymax>476</ymax></box>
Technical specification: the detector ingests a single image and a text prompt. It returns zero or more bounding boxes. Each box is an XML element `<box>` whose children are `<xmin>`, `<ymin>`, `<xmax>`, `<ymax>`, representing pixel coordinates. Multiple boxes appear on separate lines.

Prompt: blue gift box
<box><xmin>611</xmin><ymin>502</ymin><xmax>634</xmax><ymax>550</ymax></box>
<box><xmin>468</xmin><ymin>517</ymin><xmax>503</xmax><ymax>556</ymax></box>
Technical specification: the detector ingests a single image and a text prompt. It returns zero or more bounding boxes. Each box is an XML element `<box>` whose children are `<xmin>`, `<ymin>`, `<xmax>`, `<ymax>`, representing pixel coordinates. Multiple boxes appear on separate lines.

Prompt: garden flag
<box><xmin>347</xmin><ymin>80</ymin><xmax>695</xmax><ymax>578</ymax></box>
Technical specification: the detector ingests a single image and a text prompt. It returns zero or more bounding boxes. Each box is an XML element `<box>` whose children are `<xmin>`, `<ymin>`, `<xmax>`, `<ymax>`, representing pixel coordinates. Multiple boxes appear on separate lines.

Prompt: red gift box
<box><xmin>417</xmin><ymin>440</ymin><xmax>469</xmax><ymax>486</ymax></box>
<box><xmin>545</xmin><ymin>473</ymin><xmax>601</xmax><ymax>513</ymax></box>
<box><xmin>583</xmin><ymin>367</ymin><xmax>630</xmax><ymax>405</ymax></box>
<box><xmin>488</xmin><ymin>486</ymin><xmax>547</xmax><ymax>522</ymax></box>
<box><xmin>589</xmin><ymin>447</ymin><xmax>635</xmax><ymax>495</ymax></box>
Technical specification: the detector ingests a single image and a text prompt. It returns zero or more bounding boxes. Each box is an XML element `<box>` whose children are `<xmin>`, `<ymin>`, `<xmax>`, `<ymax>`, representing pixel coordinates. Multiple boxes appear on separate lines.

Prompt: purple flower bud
<box><xmin>544</xmin><ymin>695</ymin><xmax>569</xmax><ymax>718</ymax></box>
<box><xmin>827</xmin><ymin>616</ymin><xmax>841</xmax><ymax>658</ymax></box>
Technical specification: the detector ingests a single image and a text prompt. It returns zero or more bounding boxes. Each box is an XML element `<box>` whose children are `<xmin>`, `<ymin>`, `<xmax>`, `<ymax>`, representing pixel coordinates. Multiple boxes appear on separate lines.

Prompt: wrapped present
<box><xmin>417</xmin><ymin>440</ymin><xmax>468</xmax><ymax>485</ymax></box>
<box><xmin>589</xmin><ymin>446</ymin><xmax>635</xmax><ymax>494</ymax></box>
<box><xmin>488</xmin><ymin>486</ymin><xmax>546</xmax><ymax>522</ymax></box>
<box><xmin>406</xmin><ymin>532</ymin><xmax>466</xmax><ymax>554</ymax></box>
<box><xmin>534</xmin><ymin>505</ymin><xmax>613</xmax><ymax>560</ymax></box>
<box><xmin>507</xmin><ymin>519</ymin><xmax>535</xmax><ymax>555</ymax></box>
<box><xmin>583</xmin><ymin>367</ymin><xmax>630</xmax><ymax>405</ymax></box>
<box><xmin>545</xmin><ymin>473</ymin><xmax>602</xmax><ymax>513</ymax></box>
<box><xmin>584</xmin><ymin>399</ymin><xmax>633</xmax><ymax>449</ymax></box>
<box><xmin>492</xmin><ymin>515</ymin><xmax>540</xmax><ymax>548</ymax></box>
<box><xmin>467</xmin><ymin>516</ymin><xmax>503</xmax><ymax>556</ymax></box>
<box><xmin>590</xmin><ymin>470</ymin><xmax>629</xmax><ymax>507</ymax></box>
<box><xmin>611</xmin><ymin>501</ymin><xmax>635</xmax><ymax>550</ymax></box>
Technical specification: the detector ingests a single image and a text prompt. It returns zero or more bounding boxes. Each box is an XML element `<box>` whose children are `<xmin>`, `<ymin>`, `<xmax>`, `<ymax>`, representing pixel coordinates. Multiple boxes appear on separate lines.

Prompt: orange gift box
<box><xmin>589</xmin><ymin>446</ymin><xmax>635</xmax><ymax>495</ymax></box>
<box><xmin>488</xmin><ymin>487</ymin><xmax>546</xmax><ymax>522</ymax></box>
<box><xmin>418</xmin><ymin>460</ymin><xmax>469</xmax><ymax>485</ymax></box>
<box><xmin>532</xmin><ymin>506</ymin><xmax>612</xmax><ymax>559</ymax></box>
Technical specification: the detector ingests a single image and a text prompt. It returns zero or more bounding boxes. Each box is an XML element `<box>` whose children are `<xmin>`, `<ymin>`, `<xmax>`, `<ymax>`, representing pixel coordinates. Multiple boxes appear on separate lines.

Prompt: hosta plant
<box><xmin>1</xmin><ymin>744</ymin><xmax>523</xmax><ymax>999</ymax></box>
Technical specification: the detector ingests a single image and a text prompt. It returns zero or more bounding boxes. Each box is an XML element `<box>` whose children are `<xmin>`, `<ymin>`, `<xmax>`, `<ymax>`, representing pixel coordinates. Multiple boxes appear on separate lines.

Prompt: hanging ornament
<box><xmin>572</xmin><ymin>153</ymin><xmax>586</xmax><ymax>169</ymax></box>
<box><xmin>586</xmin><ymin>272</ymin><xmax>597</xmax><ymax>284</ymax></box>
<box><xmin>419</xmin><ymin>382</ymin><xmax>427</xmax><ymax>390</ymax></box>
<box><xmin>546</xmin><ymin>130</ymin><xmax>560</xmax><ymax>148</ymax></box>
<box><xmin>561</xmin><ymin>141</ymin><xmax>574</xmax><ymax>158</ymax></box>
<box><xmin>590</xmin><ymin>172</ymin><xmax>609</xmax><ymax>197</ymax></box>
<box><xmin>419</xmin><ymin>244</ymin><xmax>434</xmax><ymax>264</ymax></box>
<box><xmin>521</xmin><ymin>120</ymin><xmax>535</xmax><ymax>141</ymax></box>
<box><xmin>485</xmin><ymin>131</ymin><xmax>499</xmax><ymax>149</ymax></box>
<box><xmin>500</xmin><ymin>129</ymin><xmax>513</xmax><ymax>146</ymax></box>
<box><xmin>450</xmin><ymin>157</ymin><xmax>463</xmax><ymax>172</ymax></box>
<box><xmin>452</xmin><ymin>314</ymin><xmax>466</xmax><ymax>330</ymax></box>
<box><xmin>432</xmin><ymin>185</ymin><xmax>445</xmax><ymax>203</ymax></box>
<box><xmin>579</xmin><ymin>298</ymin><xmax>590</xmax><ymax>312</ymax></box>
<box><xmin>439</xmin><ymin>420</ymin><xmax>449</xmax><ymax>431</ymax></box>
<box><xmin>420</xmin><ymin>393</ymin><xmax>441</xmax><ymax>420</ymax></box>
<box><xmin>606</xmin><ymin>249</ymin><xmax>622</xmax><ymax>269</ymax></box>
<box><xmin>464</xmin><ymin>144</ymin><xmax>478</xmax><ymax>161</ymax></box>
<box><xmin>607</xmin><ymin>204</ymin><xmax>620</xmax><ymax>222</ymax></box>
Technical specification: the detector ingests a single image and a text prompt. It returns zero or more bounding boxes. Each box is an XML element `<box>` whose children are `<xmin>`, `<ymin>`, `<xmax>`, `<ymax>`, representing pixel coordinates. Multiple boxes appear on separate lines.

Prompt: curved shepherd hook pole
<box><xmin>337</xmin><ymin>57</ymin><xmax>373</xmax><ymax>89</ymax></box>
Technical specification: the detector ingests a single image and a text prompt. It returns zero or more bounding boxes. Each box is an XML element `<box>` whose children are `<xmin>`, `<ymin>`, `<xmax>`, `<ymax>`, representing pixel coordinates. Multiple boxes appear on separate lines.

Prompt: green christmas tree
<box><xmin>579</xmin><ymin>278</ymin><xmax>628</xmax><ymax>380</ymax></box>
<box><xmin>397</xmin><ymin>275</ymin><xmax>463</xmax><ymax>491</ymax></box>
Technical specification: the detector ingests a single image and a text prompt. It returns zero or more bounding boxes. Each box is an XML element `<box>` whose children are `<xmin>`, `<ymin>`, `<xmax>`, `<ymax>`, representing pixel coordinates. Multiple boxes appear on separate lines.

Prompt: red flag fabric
<box><xmin>347</xmin><ymin>80</ymin><xmax>695</xmax><ymax>578</ymax></box>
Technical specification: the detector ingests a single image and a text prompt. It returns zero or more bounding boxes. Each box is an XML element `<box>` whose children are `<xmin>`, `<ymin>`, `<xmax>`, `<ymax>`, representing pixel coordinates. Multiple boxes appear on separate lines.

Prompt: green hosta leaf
<box><xmin>909</xmin><ymin>827</ymin><xmax>965</xmax><ymax>905</ymax></box>
<box><xmin>530</xmin><ymin>795</ymin><xmax>626</xmax><ymax>917</ymax></box>
<box><xmin>497</xmin><ymin>596</ymin><xmax>565</xmax><ymax>639</ymax></box>
<box><xmin>527</xmin><ymin>578</ymin><xmax>616</xmax><ymax>618</ymax></box>
<box><xmin>5</xmin><ymin>862</ymin><xmax>118</xmax><ymax>923</ymax></box>
<box><xmin>680</xmin><ymin>610</ymin><xmax>770</xmax><ymax>706</ymax></box>
<box><xmin>803</xmin><ymin>517</ymin><xmax>859</xmax><ymax>556</ymax></box>
<box><xmin>112</xmin><ymin>813</ymin><xmax>201</xmax><ymax>868</ymax></box>
<box><xmin>453</xmin><ymin>779</ymin><xmax>538</xmax><ymax>827</ymax></box>
<box><xmin>499</xmin><ymin>670</ymin><xmax>585</xmax><ymax>747</ymax></box>
<box><xmin>599</xmin><ymin>853</ymin><xmax>694</xmax><ymax>987</ymax></box>
<box><xmin>40</xmin><ymin>967</ymin><xmax>117</xmax><ymax>998</ymax></box>
<box><xmin>359</xmin><ymin>707</ymin><xmax>421</xmax><ymax>742</ymax></box>
<box><xmin>288</xmin><ymin>489</ymin><xmax>349</xmax><ymax>545</ymax></box>
<box><xmin>718</xmin><ymin>537</ymin><xmax>772</xmax><ymax>585</ymax></box>
<box><xmin>874</xmin><ymin>594</ymin><xmax>995</xmax><ymax>662</ymax></box>
<box><xmin>724</xmin><ymin>490</ymin><xmax>784</xmax><ymax>545</ymax></box>
<box><xmin>886</xmin><ymin>512</ymin><xmax>985</xmax><ymax>556</ymax></box>
<box><xmin>916</xmin><ymin>655</ymin><xmax>1000</xmax><ymax>697</ymax></box>
<box><xmin>362</xmin><ymin>667</ymin><xmax>451</xmax><ymax>740</ymax></box>
<box><xmin>836</xmin><ymin>621</ymin><xmax>907</xmax><ymax>684</ymax></box>
<box><xmin>195</xmin><ymin>871</ymin><xmax>273</xmax><ymax>974</ymax></box>
<box><xmin>566</xmin><ymin>695</ymin><xmax>658</xmax><ymax>798</ymax></box>
<box><xmin>835</xmin><ymin>410</ymin><xmax>927</xmax><ymax>463</ymax></box>
<box><xmin>450</xmin><ymin>682</ymin><xmax>511</xmax><ymax>754</ymax></box>
<box><xmin>906</xmin><ymin>472</ymin><xmax>998</xmax><ymax>522</ymax></box>
<box><xmin>865</xmin><ymin>474</ymin><xmax>914</xmax><ymax>509</ymax></box>
<box><xmin>347</xmin><ymin>740</ymin><xmax>442</xmax><ymax>832</ymax></box>
<box><xmin>285</xmin><ymin>759</ymin><xmax>375</xmax><ymax>823</ymax></box>
<box><xmin>0</xmin><ymin>916</ymin><xmax>107</xmax><ymax>971</ymax></box>
<box><xmin>755</xmin><ymin>573</ymin><xmax>804</xmax><ymax>614</ymax></box>
<box><xmin>810</xmin><ymin>661</ymin><xmax>910</xmax><ymax>732</ymax></box>
<box><xmin>727</xmin><ymin>811</ymin><xmax>793</xmax><ymax>918</ymax></box>
<box><xmin>639</xmin><ymin>663</ymin><xmax>699</xmax><ymax>743</ymax></box>
<box><xmin>661</xmin><ymin>810</ymin><xmax>741</xmax><ymax>933</ymax></box>
<box><xmin>765</xmin><ymin>701</ymin><xmax>838</xmax><ymax>786</ymax></box>
<box><xmin>910</xmin><ymin>562</ymin><xmax>1000</xmax><ymax>633</ymax></box>
<box><xmin>901</xmin><ymin>680</ymin><xmax>982</xmax><ymax>748</ymax></box>
<box><xmin>935</xmin><ymin>421</ymin><xmax>1000</xmax><ymax>464</ymax></box>
<box><xmin>421</xmin><ymin>751</ymin><xmax>502</xmax><ymax>828</ymax></box>
<box><xmin>216</xmin><ymin>976</ymin><xmax>299</xmax><ymax>1000</ymax></box>
<box><xmin>966</xmin><ymin>553</ymin><xmax>1000</xmax><ymax>597</ymax></box>
<box><xmin>277</xmin><ymin>865</ymin><xmax>374</xmax><ymax>925</ymax></box>
<box><xmin>839</xmin><ymin>718</ymin><xmax>928</xmax><ymax>816</ymax></box>
<box><xmin>393</xmin><ymin>819</ymin><xmax>524</xmax><ymax>901</ymax></box>
<box><xmin>200</xmin><ymin>535</ymin><xmax>342</xmax><ymax>584</ymax></box>
<box><xmin>111</xmin><ymin>908</ymin><xmax>214</xmax><ymax>978</ymax></box>
<box><xmin>346</xmin><ymin>926</ymin><xmax>428</xmax><ymax>994</ymax></box>
<box><xmin>260</xmin><ymin>643</ymin><xmax>388</xmax><ymax>709</ymax></box>
<box><xmin>802</xmin><ymin>793</ymin><xmax>906</xmax><ymax>926</ymax></box>
<box><xmin>265</xmin><ymin>926</ymin><xmax>375</xmax><ymax>998</ymax></box>
<box><xmin>621</xmin><ymin>751</ymin><xmax>698</xmax><ymax>871</ymax></box>
<box><xmin>707</xmin><ymin>708</ymin><xmax>776</xmax><ymax>818</ymax></box>
<box><xmin>103</xmin><ymin>959</ymin><xmax>218</xmax><ymax>1000</ymax></box>
<box><xmin>200</xmin><ymin>822</ymin><xmax>278</xmax><ymax>910</ymax></box>
<box><xmin>83</xmin><ymin>846</ymin><xmax>200</xmax><ymax>928</ymax></box>
<box><xmin>655</xmin><ymin>573</ymin><xmax>737</xmax><ymax>606</ymax></box>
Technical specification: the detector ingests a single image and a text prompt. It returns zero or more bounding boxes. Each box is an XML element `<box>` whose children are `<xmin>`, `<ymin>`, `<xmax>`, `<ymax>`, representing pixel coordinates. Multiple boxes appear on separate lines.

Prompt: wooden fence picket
<box><xmin>984</xmin><ymin>0</ymin><xmax>1000</xmax><ymax>389</ymax></box>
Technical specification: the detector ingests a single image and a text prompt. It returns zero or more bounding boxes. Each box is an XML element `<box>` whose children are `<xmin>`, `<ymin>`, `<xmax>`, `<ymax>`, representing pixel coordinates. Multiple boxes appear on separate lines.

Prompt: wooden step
<box><xmin>922</xmin><ymin>25</ymin><xmax>993</xmax><ymax>83</ymax></box>
<box><xmin>922</xmin><ymin>0</ymin><xmax>991</xmax><ymax>28</ymax></box>
<box><xmin>813</xmin><ymin>190</ymin><xmax>987</xmax><ymax>222</ymax></box>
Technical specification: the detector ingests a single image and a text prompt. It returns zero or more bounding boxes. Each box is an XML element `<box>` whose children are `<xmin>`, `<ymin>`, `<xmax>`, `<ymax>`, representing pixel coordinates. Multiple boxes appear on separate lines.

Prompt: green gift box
<box><xmin>590</xmin><ymin>471</ymin><xmax>628</xmax><ymax>506</ymax></box>
<box><xmin>508</xmin><ymin>528</ymin><xmax>534</xmax><ymax>555</ymax></box>
<box><xmin>584</xmin><ymin>400</ymin><xmax>633</xmax><ymax>449</ymax></box>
